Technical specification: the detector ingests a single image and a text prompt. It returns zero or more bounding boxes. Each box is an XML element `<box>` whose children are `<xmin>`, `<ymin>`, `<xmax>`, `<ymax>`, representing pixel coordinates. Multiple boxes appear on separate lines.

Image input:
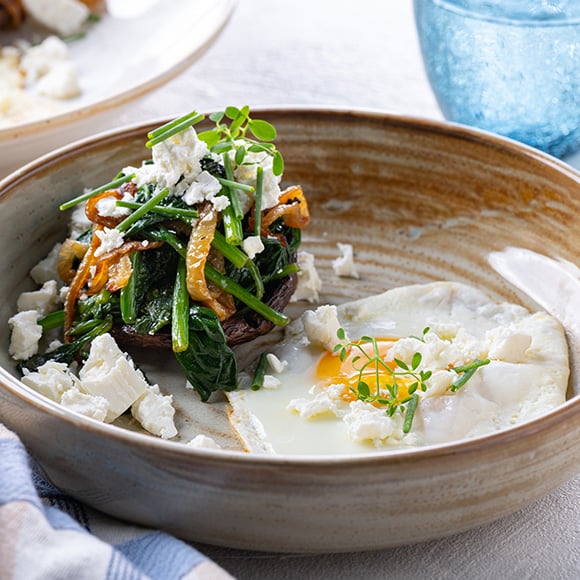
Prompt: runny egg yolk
<box><xmin>315</xmin><ymin>338</ymin><xmax>413</xmax><ymax>404</ymax></box>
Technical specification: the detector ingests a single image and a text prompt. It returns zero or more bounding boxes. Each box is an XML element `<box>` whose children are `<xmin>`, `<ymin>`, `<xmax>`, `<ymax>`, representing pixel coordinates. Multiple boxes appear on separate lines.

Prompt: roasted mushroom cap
<box><xmin>0</xmin><ymin>0</ymin><xmax>24</xmax><ymax>29</ymax></box>
<box><xmin>111</xmin><ymin>269</ymin><xmax>298</xmax><ymax>350</ymax></box>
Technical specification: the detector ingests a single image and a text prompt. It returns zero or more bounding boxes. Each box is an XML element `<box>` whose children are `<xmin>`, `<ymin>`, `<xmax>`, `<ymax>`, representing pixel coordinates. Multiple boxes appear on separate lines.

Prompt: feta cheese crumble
<box><xmin>8</xmin><ymin>311</ymin><xmax>42</xmax><ymax>361</ymax></box>
<box><xmin>302</xmin><ymin>304</ymin><xmax>346</xmax><ymax>352</ymax></box>
<box><xmin>0</xmin><ymin>35</ymin><xmax>81</xmax><ymax>127</ymax></box>
<box><xmin>131</xmin><ymin>385</ymin><xmax>178</xmax><ymax>440</ymax></box>
<box><xmin>19</xmin><ymin>333</ymin><xmax>178</xmax><ymax>438</ymax></box>
<box><xmin>79</xmin><ymin>333</ymin><xmax>148</xmax><ymax>422</ymax></box>
<box><xmin>187</xmin><ymin>434</ymin><xmax>222</xmax><ymax>450</ymax></box>
<box><xmin>242</xmin><ymin>235</ymin><xmax>265</xmax><ymax>260</ymax></box>
<box><xmin>94</xmin><ymin>227</ymin><xmax>125</xmax><ymax>258</ymax></box>
<box><xmin>291</xmin><ymin>251</ymin><xmax>322</xmax><ymax>303</ymax></box>
<box><xmin>332</xmin><ymin>242</ymin><xmax>359</xmax><ymax>279</ymax></box>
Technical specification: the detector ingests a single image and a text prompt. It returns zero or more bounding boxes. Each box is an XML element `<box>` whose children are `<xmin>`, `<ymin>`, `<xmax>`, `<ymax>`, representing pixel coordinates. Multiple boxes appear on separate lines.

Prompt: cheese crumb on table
<box><xmin>291</xmin><ymin>251</ymin><xmax>322</xmax><ymax>303</ymax></box>
<box><xmin>332</xmin><ymin>242</ymin><xmax>359</xmax><ymax>279</ymax></box>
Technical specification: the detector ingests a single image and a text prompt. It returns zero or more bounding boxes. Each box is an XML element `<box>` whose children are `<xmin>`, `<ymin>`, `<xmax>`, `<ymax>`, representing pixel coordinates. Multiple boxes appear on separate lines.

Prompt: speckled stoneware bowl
<box><xmin>0</xmin><ymin>109</ymin><xmax>579</xmax><ymax>553</ymax></box>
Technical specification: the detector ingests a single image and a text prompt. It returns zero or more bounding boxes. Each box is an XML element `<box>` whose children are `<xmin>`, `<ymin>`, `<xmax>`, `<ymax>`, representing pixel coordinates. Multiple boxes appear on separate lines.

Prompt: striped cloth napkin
<box><xmin>0</xmin><ymin>423</ymin><xmax>233</xmax><ymax>580</ymax></box>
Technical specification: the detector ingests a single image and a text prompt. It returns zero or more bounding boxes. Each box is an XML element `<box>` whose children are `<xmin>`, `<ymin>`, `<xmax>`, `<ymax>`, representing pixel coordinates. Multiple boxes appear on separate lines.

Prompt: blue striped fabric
<box><xmin>0</xmin><ymin>424</ymin><xmax>233</xmax><ymax>580</ymax></box>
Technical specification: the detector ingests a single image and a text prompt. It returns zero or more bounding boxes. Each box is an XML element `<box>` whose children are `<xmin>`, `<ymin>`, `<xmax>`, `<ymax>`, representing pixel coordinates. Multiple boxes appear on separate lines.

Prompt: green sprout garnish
<box><xmin>197</xmin><ymin>105</ymin><xmax>284</xmax><ymax>176</ymax></box>
<box><xmin>333</xmin><ymin>327</ymin><xmax>489</xmax><ymax>434</ymax></box>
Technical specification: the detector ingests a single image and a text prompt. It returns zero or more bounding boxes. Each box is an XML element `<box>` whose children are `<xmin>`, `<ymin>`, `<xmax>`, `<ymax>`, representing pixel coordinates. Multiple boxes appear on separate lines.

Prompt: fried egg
<box><xmin>227</xmin><ymin>282</ymin><xmax>569</xmax><ymax>455</ymax></box>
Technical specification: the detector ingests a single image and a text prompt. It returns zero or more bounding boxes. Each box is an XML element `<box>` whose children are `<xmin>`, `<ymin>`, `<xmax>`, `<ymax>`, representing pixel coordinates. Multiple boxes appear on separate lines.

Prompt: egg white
<box><xmin>227</xmin><ymin>282</ymin><xmax>569</xmax><ymax>455</ymax></box>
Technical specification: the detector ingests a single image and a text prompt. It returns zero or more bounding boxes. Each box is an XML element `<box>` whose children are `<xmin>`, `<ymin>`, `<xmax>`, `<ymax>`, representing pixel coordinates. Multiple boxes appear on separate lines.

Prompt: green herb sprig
<box><xmin>332</xmin><ymin>327</ymin><xmax>489</xmax><ymax>434</ymax></box>
<box><xmin>197</xmin><ymin>105</ymin><xmax>284</xmax><ymax>176</ymax></box>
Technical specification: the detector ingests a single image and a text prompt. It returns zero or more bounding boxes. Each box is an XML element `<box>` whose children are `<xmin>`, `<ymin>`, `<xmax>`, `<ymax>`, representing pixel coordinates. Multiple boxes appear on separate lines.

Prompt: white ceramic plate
<box><xmin>0</xmin><ymin>0</ymin><xmax>235</xmax><ymax>177</ymax></box>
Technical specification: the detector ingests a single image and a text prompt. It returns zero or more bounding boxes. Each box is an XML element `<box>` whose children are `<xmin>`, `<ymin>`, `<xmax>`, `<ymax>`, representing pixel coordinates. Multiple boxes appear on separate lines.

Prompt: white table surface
<box><xmin>20</xmin><ymin>1</ymin><xmax>580</xmax><ymax>577</ymax></box>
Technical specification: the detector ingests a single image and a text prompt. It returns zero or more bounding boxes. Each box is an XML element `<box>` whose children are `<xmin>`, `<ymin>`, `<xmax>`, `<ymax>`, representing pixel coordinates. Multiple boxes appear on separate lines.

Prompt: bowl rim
<box><xmin>0</xmin><ymin>0</ymin><xmax>236</xmax><ymax>142</ymax></box>
<box><xmin>1</xmin><ymin>105</ymin><xmax>579</xmax><ymax>468</ymax></box>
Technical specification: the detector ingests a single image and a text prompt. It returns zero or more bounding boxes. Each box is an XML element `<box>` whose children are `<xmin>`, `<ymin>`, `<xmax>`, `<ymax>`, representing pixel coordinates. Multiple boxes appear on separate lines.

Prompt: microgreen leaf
<box><xmin>209</xmin><ymin>111</ymin><xmax>224</xmax><ymax>123</ymax></box>
<box><xmin>395</xmin><ymin>358</ymin><xmax>409</xmax><ymax>371</ymax></box>
<box><xmin>411</xmin><ymin>352</ymin><xmax>422</xmax><ymax>370</ymax></box>
<box><xmin>248</xmin><ymin>119</ymin><xmax>277</xmax><ymax>141</ymax></box>
<box><xmin>273</xmin><ymin>151</ymin><xmax>285</xmax><ymax>176</ymax></box>
<box><xmin>358</xmin><ymin>381</ymin><xmax>370</xmax><ymax>399</ymax></box>
<box><xmin>235</xmin><ymin>145</ymin><xmax>246</xmax><ymax>165</ymax></box>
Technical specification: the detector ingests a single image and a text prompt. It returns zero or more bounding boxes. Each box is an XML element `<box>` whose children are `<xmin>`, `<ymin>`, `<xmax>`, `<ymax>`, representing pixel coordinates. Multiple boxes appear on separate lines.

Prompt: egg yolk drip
<box><xmin>316</xmin><ymin>338</ymin><xmax>413</xmax><ymax>405</ymax></box>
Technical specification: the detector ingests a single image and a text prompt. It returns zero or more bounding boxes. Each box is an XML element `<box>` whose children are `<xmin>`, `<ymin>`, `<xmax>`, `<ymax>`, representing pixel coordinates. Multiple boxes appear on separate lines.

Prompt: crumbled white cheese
<box><xmin>59</xmin><ymin>285</ymin><xmax>69</xmax><ymax>304</ymax></box>
<box><xmin>242</xmin><ymin>235</ymin><xmax>264</xmax><ymax>260</ymax></box>
<box><xmin>232</xmin><ymin>148</ymin><xmax>282</xmax><ymax>210</ymax></box>
<box><xmin>94</xmin><ymin>227</ymin><xmax>125</xmax><ymax>258</ymax></box>
<box><xmin>332</xmin><ymin>242</ymin><xmax>359</xmax><ymax>279</ymax></box>
<box><xmin>187</xmin><ymin>434</ymin><xmax>222</xmax><ymax>449</ymax></box>
<box><xmin>181</xmin><ymin>170</ymin><xmax>222</xmax><ymax>206</ymax></box>
<box><xmin>343</xmin><ymin>401</ymin><xmax>397</xmax><ymax>445</ymax></box>
<box><xmin>266</xmin><ymin>353</ymin><xmax>287</xmax><ymax>374</ymax></box>
<box><xmin>21</xmin><ymin>361</ymin><xmax>75</xmax><ymax>401</ymax></box>
<box><xmin>60</xmin><ymin>387</ymin><xmax>109</xmax><ymax>422</ymax></box>
<box><xmin>486</xmin><ymin>327</ymin><xmax>532</xmax><ymax>363</ymax></box>
<box><xmin>30</xmin><ymin>243</ymin><xmax>62</xmax><ymax>285</ymax></box>
<box><xmin>8</xmin><ymin>310</ymin><xmax>42</xmax><ymax>361</ymax></box>
<box><xmin>131</xmin><ymin>385</ymin><xmax>178</xmax><ymax>439</ymax></box>
<box><xmin>20</xmin><ymin>36</ymin><xmax>80</xmax><ymax>98</ymax></box>
<box><xmin>262</xmin><ymin>375</ymin><xmax>281</xmax><ymax>390</ymax></box>
<box><xmin>422</xmin><ymin>370</ymin><xmax>455</xmax><ymax>398</ymax></box>
<box><xmin>288</xmin><ymin>390</ymin><xmax>340</xmax><ymax>419</ymax></box>
<box><xmin>149</xmin><ymin>127</ymin><xmax>209</xmax><ymax>189</ymax></box>
<box><xmin>96</xmin><ymin>194</ymin><xmax>131</xmax><ymax>218</ymax></box>
<box><xmin>79</xmin><ymin>333</ymin><xmax>148</xmax><ymax>422</ymax></box>
<box><xmin>387</xmin><ymin>328</ymin><xmax>482</xmax><ymax>373</ymax></box>
<box><xmin>69</xmin><ymin>202</ymin><xmax>92</xmax><ymax>239</ymax></box>
<box><xmin>0</xmin><ymin>38</ymin><xmax>78</xmax><ymax>127</ymax></box>
<box><xmin>20</xmin><ymin>36</ymin><xmax>69</xmax><ymax>84</ymax></box>
<box><xmin>22</xmin><ymin>0</ymin><xmax>90</xmax><ymax>36</ymax></box>
<box><xmin>209</xmin><ymin>195</ymin><xmax>230</xmax><ymax>212</ymax></box>
<box><xmin>290</xmin><ymin>251</ymin><xmax>322</xmax><ymax>303</ymax></box>
<box><xmin>34</xmin><ymin>60</ymin><xmax>80</xmax><ymax>99</ymax></box>
<box><xmin>302</xmin><ymin>304</ymin><xmax>346</xmax><ymax>352</ymax></box>
<box><xmin>17</xmin><ymin>280</ymin><xmax>59</xmax><ymax>316</ymax></box>
<box><xmin>0</xmin><ymin>47</ymin><xmax>22</xmax><ymax>91</ymax></box>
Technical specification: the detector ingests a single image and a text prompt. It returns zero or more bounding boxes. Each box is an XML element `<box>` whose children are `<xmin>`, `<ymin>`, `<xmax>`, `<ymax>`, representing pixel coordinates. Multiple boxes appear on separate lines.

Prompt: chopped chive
<box><xmin>147</xmin><ymin>111</ymin><xmax>203</xmax><ymax>139</ymax></box>
<box><xmin>59</xmin><ymin>173</ymin><xmax>136</xmax><ymax>211</ymax></box>
<box><xmin>66</xmin><ymin>318</ymin><xmax>106</xmax><ymax>337</ymax></box>
<box><xmin>211</xmin><ymin>230</ymin><xmax>247</xmax><ymax>269</ymax></box>
<box><xmin>273</xmin><ymin>263</ymin><xmax>300</xmax><ymax>279</ymax></box>
<box><xmin>146</xmin><ymin>112</ymin><xmax>205</xmax><ymax>148</ymax></box>
<box><xmin>120</xmin><ymin>251</ymin><xmax>141</xmax><ymax>324</ymax></box>
<box><xmin>116</xmin><ymin>187</ymin><xmax>170</xmax><ymax>232</ymax></box>
<box><xmin>145</xmin><ymin>226</ymin><xmax>187</xmax><ymax>257</ymax></box>
<box><xmin>204</xmin><ymin>264</ymin><xmax>289</xmax><ymax>327</ymax></box>
<box><xmin>402</xmin><ymin>393</ymin><xmax>419</xmax><ymax>433</ymax></box>
<box><xmin>251</xmin><ymin>352</ymin><xmax>269</xmax><ymax>390</ymax></box>
<box><xmin>38</xmin><ymin>309</ymin><xmax>65</xmax><ymax>331</ymax></box>
<box><xmin>116</xmin><ymin>200</ymin><xmax>198</xmax><ymax>220</ymax></box>
<box><xmin>172</xmin><ymin>256</ymin><xmax>190</xmax><ymax>353</ymax></box>
<box><xmin>212</xmin><ymin>231</ymin><xmax>264</xmax><ymax>299</ymax></box>
<box><xmin>215</xmin><ymin>176</ymin><xmax>255</xmax><ymax>193</ymax></box>
<box><xmin>222</xmin><ymin>153</ymin><xmax>244</xmax><ymax>220</ymax></box>
<box><xmin>450</xmin><ymin>359</ymin><xmax>490</xmax><ymax>392</ymax></box>
<box><xmin>254</xmin><ymin>166</ymin><xmax>263</xmax><ymax>236</ymax></box>
<box><xmin>221</xmin><ymin>205</ymin><xmax>243</xmax><ymax>246</ymax></box>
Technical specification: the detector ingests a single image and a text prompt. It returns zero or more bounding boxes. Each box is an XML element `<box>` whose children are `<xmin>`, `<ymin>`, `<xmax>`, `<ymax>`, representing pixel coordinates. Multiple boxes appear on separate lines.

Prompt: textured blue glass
<box><xmin>414</xmin><ymin>0</ymin><xmax>580</xmax><ymax>157</ymax></box>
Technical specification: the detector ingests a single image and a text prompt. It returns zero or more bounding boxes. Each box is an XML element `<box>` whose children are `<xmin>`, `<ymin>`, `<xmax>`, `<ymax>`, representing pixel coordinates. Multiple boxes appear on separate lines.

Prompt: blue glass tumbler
<box><xmin>414</xmin><ymin>0</ymin><xmax>580</xmax><ymax>158</ymax></box>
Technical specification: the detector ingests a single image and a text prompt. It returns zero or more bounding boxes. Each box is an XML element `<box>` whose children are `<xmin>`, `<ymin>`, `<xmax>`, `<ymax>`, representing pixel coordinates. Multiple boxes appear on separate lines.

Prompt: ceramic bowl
<box><xmin>0</xmin><ymin>0</ymin><xmax>235</xmax><ymax>178</ymax></box>
<box><xmin>0</xmin><ymin>109</ymin><xmax>579</xmax><ymax>553</ymax></box>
